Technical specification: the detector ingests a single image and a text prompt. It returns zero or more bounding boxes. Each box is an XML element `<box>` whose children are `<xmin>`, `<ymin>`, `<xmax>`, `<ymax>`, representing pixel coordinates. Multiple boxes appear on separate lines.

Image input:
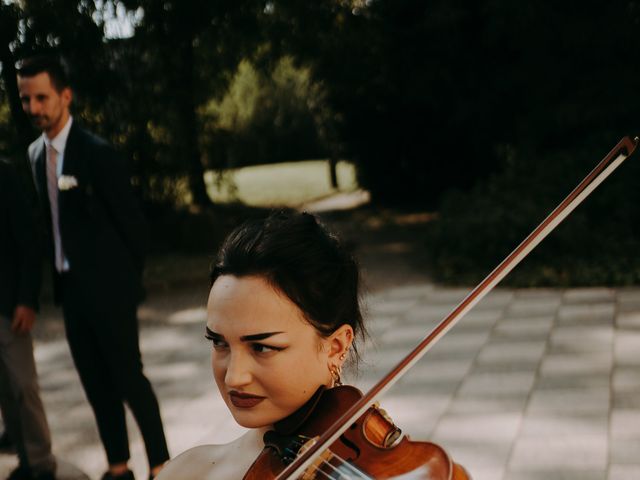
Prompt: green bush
<box><xmin>426</xmin><ymin>142</ymin><xmax>640</xmax><ymax>286</ymax></box>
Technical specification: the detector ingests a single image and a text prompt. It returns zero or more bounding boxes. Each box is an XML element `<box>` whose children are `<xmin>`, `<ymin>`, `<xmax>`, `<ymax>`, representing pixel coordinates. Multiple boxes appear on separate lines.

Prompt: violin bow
<box><xmin>277</xmin><ymin>136</ymin><xmax>638</xmax><ymax>480</ymax></box>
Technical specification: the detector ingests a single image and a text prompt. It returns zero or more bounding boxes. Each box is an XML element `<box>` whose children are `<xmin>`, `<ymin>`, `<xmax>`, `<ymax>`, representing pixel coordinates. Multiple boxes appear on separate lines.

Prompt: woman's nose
<box><xmin>224</xmin><ymin>351</ymin><xmax>252</xmax><ymax>388</ymax></box>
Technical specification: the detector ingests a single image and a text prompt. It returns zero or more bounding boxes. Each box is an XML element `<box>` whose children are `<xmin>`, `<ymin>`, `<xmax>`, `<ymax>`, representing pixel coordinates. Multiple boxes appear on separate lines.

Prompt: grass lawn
<box><xmin>203</xmin><ymin>159</ymin><xmax>359</xmax><ymax>207</ymax></box>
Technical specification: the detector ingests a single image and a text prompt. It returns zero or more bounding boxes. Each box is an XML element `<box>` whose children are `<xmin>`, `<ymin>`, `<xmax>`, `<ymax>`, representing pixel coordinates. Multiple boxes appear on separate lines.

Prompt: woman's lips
<box><xmin>229</xmin><ymin>391</ymin><xmax>266</xmax><ymax>408</ymax></box>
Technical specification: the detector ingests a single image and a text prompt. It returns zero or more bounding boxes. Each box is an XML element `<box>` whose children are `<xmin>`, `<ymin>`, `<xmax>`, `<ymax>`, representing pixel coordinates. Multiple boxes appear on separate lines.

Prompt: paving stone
<box><xmin>400</xmin><ymin>358</ymin><xmax>473</xmax><ymax>384</ymax></box>
<box><xmin>425</xmin><ymin>287</ymin><xmax>469</xmax><ymax>304</ymax></box>
<box><xmin>473</xmin><ymin>288</ymin><xmax>515</xmax><ymax>309</ymax></box>
<box><xmin>520</xmin><ymin>412</ymin><xmax>608</xmax><ymax>437</ymax></box>
<box><xmin>616</xmin><ymin>288</ymin><xmax>640</xmax><ymax>304</ymax></box>
<box><xmin>613</xmin><ymin>331</ymin><xmax>640</xmax><ymax>366</ymax></box>
<box><xmin>366</xmin><ymin>297</ymin><xmax>419</xmax><ymax>316</ymax></box>
<box><xmin>432</xmin><ymin>412</ymin><xmax>523</xmax><ymax>442</ymax></box>
<box><xmin>608</xmin><ymin>464</ymin><xmax>640</xmax><ymax>480</ymax></box>
<box><xmin>506</xmin><ymin>300</ymin><xmax>560</xmax><ymax>318</ymax></box>
<box><xmin>374</xmin><ymin>322</ymin><xmax>439</xmax><ymax>347</ymax></box>
<box><xmin>539</xmin><ymin>351</ymin><xmax>612</xmax><ymax>377</ymax></box>
<box><xmin>424</xmin><ymin>331</ymin><xmax>491</xmax><ymax>359</ymax></box>
<box><xmin>514</xmin><ymin>289</ymin><xmax>563</xmax><ymax>300</ymax></box>
<box><xmin>430</xmin><ymin>438</ymin><xmax>514</xmax><ymax>469</ymax></box>
<box><xmin>446</xmin><ymin>393</ymin><xmax>529</xmax><ymax>415</ymax></box>
<box><xmin>379</xmin><ymin>391</ymin><xmax>452</xmax><ymax>437</ymax></box>
<box><xmin>613</xmin><ymin>367</ymin><xmax>640</xmax><ymax>391</ymax></box>
<box><xmin>462</xmin><ymin>466</ymin><xmax>506</xmax><ymax>480</ymax></box>
<box><xmin>526</xmin><ymin>388</ymin><xmax>610</xmax><ymax>415</ymax></box>
<box><xmin>556</xmin><ymin>303</ymin><xmax>615</xmax><ymax>325</ymax></box>
<box><xmin>403</xmin><ymin>302</ymin><xmax>457</xmax><ymax>324</ymax></box>
<box><xmin>455</xmin><ymin>308</ymin><xmax>503</xmax><ymax>329</ymax></box>
<box><xmin>610</xmin><ymin>438</ymin><xmax>640</xmax><ymax>464</ymax></box>
<box><xmin>509</xmin><ymin>435</ymin><xmax>608</xmax><ymax>470</ymax></box>
<box><xmin>361</xmin><ymin>345</ymin><xmax>413</xmax><ymax>370</ymax></box>
<box><xmin>535</xmin><ymin>373</ymin><xmax>611</xmax><ymax>389</ymax></box>
<box><xmin>493</xmin><ymin>316</ymin><xmax>554</xmax><ymax>340</ymax></box>
<box><xmin>610</xmin><ymin>410</ymin><xmax>640</xmax><ymax>439</ymax></box>
<box><xmin>616</xmin><ymin>311</ymin><xmax>640</xmax><ymax>329</ymax></box>
<box><xmin>612</xmin><ymin>391</ymin><xmax>640</xmax><ymax>409</ymax></box>
<box><xmin>457</xmin><ymin>371</ymin><xmax>537</xmax><ymax>396</ymax></box>
<box><xmin>476</xmin><ymin>340</ymin><xmax>547</xmax><ymax>365</ymax></box>
<box><xmin>548</xmin><ymin>325</ymin><xmax>614</xmax><ymax>353</ymax></box>
<box><xmin>563</xmin><ymin>287</ymin><xmax>615</xmax><ymax>303</ymax></box>
<box><xmin>505</xmin><ymin>469</ymin><xmax>606</xmax><ymax>480</ymax></box>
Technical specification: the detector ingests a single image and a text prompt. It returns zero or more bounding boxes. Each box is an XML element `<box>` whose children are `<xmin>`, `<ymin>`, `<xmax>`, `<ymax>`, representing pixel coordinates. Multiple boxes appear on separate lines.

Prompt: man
<box><xmin>0</xmin><ymin>157</ymin><xmax>56</xmax><ymax>480</ymax></box>
<box><xmin>17</xmin><ymin>55</ymin><xmax>169</xmax><ymax>480</ymax></box>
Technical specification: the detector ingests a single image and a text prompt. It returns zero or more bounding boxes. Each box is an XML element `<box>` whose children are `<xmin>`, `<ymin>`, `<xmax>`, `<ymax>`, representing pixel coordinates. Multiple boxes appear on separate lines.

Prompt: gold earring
<box><xmin>330</xmin><ymin>365</ymin><xmax>342</xmax><ymax>387</ymax></box>
<box><xmin>340</xmin><ymin>346</ymin><xmax>350</xmax><ymax>361</ymax></box>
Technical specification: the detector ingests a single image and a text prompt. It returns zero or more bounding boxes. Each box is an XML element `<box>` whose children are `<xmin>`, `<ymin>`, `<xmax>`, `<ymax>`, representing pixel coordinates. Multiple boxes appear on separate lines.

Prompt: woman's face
<box><xmin>207</xmin><ymin>275</ymin><xmax>345</xmax><ymax>428</ymax></box>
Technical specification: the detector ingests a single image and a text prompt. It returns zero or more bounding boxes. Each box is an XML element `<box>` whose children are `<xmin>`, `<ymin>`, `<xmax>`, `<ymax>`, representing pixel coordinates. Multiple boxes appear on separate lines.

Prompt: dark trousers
<box><xmin>60</xmin><ymin>272</ymin><xmax>169</xmax><ymax>468</ymax></box>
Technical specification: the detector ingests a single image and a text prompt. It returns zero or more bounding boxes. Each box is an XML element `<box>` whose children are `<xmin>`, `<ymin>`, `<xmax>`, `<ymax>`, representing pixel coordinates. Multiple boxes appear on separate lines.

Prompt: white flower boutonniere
<box><xmin>58</xmin><ymin>175</ymin><xmax>79</xmax><ymax>191</ymax></box>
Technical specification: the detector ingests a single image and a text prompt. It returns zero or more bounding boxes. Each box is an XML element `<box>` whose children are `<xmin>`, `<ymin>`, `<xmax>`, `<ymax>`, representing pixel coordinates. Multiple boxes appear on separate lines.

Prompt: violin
<box><xmin>245</xmin><ymin>385</ymin><xmax>469</xmax><ymax>479</ymax></box>
<box><xmin>240</xmin><ymin>137</ymin><xmax>637</xmax><ymax>480</ymax></box>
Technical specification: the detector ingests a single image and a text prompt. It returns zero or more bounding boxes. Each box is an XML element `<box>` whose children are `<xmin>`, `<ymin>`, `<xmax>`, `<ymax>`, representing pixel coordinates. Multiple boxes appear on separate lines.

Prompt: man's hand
<box><xmin>12</xmin><ymin>305</ymin><xmax>36</xmax><ymax>334</ymax></box>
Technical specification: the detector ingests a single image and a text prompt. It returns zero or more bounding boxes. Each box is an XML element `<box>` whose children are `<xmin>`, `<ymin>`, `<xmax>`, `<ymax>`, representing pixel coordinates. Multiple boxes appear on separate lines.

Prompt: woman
<box><xmin>157</xmin><ymin>211</ymin><xmax>365</xmax><ymax>479</ymax></box>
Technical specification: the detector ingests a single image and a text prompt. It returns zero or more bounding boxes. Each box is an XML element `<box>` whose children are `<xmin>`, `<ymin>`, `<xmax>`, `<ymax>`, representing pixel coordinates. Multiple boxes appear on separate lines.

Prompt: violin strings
<box><xmin>310</xmin><ymin>451</ymin><xmax>374</xmax><ymax>479</ymax></box>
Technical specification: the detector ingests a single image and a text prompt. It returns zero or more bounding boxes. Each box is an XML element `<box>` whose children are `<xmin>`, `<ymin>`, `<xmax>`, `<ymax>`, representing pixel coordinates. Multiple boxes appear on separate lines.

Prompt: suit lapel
<box><xmin>32</xmin><ymin>139</ymin><xmax>47</xmax><ymax>198</ymax></box>
<box><xmin>62</xmin><ymin>122</ymin><xmax>80</xmax><ymax>176</ymax></box>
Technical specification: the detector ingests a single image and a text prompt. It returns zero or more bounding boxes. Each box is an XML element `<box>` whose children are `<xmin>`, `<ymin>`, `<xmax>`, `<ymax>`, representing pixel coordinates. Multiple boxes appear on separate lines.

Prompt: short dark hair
<box><xmin>16</xmin><ymin>55</ymin><xmax>70</xmax><ymax>92</ymax></box>
<box><xmin>210</xmin><ymin>211</ymin><xmax>366</xmax><ymax>363</ymax></box>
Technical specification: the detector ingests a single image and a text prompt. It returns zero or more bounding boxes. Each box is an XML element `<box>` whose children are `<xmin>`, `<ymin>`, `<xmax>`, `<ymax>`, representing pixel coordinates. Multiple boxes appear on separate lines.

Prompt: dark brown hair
<box><xmin>16</xmin><ymin>55</ymin><xmax>70</xmax><ymax>92</ymax></box>
<box><xmin>210</xmin><ymin>210</ymin><xmax>366</xmax><ymax>362</ymax></box>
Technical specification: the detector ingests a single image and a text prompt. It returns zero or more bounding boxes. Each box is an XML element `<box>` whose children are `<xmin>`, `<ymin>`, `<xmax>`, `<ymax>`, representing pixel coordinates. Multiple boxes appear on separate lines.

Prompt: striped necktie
<box><xmin>46</xmin><ymin>145</ymin><xmax>64</xmax><ymax>272</ymax></box>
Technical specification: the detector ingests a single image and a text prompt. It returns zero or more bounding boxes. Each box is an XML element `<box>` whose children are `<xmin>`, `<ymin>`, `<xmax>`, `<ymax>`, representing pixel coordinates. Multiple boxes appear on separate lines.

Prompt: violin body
<box><xmin>244</xmin><ymin>386</ymin><xmax>470</xmax><ymax>479</ymax></box>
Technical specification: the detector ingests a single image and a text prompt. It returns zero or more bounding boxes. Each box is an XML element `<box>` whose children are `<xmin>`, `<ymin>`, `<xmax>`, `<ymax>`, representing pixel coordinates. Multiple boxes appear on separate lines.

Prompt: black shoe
<box><xmin>8</xmin><ymin>465</ymin><xmax>33</xmax><ymax>480</ymax></box>
<box><xmin>0</xmin><ymin>430</ymin><xmax>15</xmax><ymax>453</ymax></box>
<box><xmin>7</xmin><ymin>465</ymin><xmax>56</xmax><ymax>480</ymax></box>
<box><xmin>101</xmin><ymin>470</ymin><xmax>135</xmax><ymax>480</ymax></box>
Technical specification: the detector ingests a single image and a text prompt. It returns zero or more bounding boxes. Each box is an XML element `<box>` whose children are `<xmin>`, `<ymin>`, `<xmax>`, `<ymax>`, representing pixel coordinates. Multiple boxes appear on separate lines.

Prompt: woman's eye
<box><xmin>205</xmin><ymin>336</ymin><xmax>228</xmax><ymax>350</ymax></box>
<box><xmin>251</xmin><ymin>343</ymin><xmax>284</xmax><ymax>354</ymax></box>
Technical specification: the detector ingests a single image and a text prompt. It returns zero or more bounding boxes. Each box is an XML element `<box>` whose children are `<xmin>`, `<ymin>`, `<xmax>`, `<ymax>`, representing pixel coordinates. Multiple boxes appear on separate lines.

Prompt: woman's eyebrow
<box><xmin>240</xmin><ymin>332</ymin><xmax>284</xmax><ymax>342</ymax></box>
<box><xmin>205</xmin><ymin>327</ymin><xmax>284</xmax><ymax>342</ymax></box>
<box><xmin>205</xmin><ymin>326</ymin><xmax>222</xmax><ymax>339</ymax></box>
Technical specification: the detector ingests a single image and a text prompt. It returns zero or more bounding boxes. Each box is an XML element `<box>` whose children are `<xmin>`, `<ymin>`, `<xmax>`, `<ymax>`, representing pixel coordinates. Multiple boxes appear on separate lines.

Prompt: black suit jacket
<box><xmin>0</xmin><ymin>159</ymin><xmax>42</xmax><ymax>319</ymax></box>
<box><xmin>28</xmin><ymin>122</ymin><xmax>147</xmax><ymax>305</ymax></box>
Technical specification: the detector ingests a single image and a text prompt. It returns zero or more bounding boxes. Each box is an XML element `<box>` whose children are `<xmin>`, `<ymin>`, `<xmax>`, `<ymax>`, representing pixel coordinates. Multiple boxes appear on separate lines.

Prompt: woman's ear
<box><xmin>328</xmin><ymin>324</ymin><xmax>354</xmax><ymax>365</ymax></box>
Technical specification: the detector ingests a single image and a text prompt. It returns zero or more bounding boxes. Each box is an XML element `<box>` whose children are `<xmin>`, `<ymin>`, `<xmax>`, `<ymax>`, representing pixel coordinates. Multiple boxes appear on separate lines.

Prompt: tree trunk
<box><xmin>178</xmin><ymin>37</ymin><xmax>213</xmax><ymax>207</ymax></box>
<box><xmin>328</xmin><ymin>154</ymin><xmax>338</xmax><ymax>189</ymax></box>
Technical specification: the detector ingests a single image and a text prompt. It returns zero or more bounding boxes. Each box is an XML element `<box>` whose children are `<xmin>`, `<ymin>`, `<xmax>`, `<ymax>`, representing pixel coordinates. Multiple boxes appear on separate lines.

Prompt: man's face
<box><xmin>17</xmin><ymin>71</ymin><xmax>71</xmax><ymax>138</ymax></box>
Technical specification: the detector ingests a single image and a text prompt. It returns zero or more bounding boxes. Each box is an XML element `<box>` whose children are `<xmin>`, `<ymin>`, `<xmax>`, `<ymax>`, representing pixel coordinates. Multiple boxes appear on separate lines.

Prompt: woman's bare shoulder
<box><xmin>156</xmin><ymin>444</ymin><xmax>229</xmax><ymax>479</ymax></box>
<box><xmin>156</xmin><ymin>430</ymin><xmax>265</xmax><ymax>480</ymax></box>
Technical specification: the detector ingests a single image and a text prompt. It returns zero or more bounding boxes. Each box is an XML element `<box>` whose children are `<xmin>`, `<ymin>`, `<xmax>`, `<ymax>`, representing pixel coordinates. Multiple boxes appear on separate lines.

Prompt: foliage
<box><xmin>426</xmin><ymin>141</ymin><xmax>640</xmax><ymax>286</ymax></box>
<box><xmin>201</xmin><ymin>56</ymin><xmax>329</xmax><ymax>169</ymax></box>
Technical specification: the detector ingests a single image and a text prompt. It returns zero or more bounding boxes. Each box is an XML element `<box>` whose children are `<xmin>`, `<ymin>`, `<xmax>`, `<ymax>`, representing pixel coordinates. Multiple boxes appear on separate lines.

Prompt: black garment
<box><xmin>28</xmin><ymin>123</ymin><xmax>169</xmax><ymax>467</ymax></box>
<box><xmin>0</xmin><ymin>160</ymin><xmax>42</xmax><ymax>319</ymax></box>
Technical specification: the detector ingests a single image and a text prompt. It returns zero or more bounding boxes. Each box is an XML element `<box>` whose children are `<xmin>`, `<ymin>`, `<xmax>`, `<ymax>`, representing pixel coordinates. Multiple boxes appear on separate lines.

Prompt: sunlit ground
<box><xmin>204</xmin><ymin>159</ymin><xmax>359</xmax><ymax>207</ymax></box>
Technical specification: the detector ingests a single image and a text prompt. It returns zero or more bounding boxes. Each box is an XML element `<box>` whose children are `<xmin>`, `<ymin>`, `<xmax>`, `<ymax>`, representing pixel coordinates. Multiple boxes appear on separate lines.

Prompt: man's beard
<box><xmin>30</xmin><ymin>114</ymin><xmax>50</xmax><ymax>129</ymax></box>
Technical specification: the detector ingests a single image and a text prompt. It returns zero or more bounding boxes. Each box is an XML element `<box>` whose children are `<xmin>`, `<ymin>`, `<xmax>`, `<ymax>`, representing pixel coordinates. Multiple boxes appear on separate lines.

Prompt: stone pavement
<box><xmin>1</xmin><ymin>282</ymin><xmax>639</xmax><ymax>480</ymax></box>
